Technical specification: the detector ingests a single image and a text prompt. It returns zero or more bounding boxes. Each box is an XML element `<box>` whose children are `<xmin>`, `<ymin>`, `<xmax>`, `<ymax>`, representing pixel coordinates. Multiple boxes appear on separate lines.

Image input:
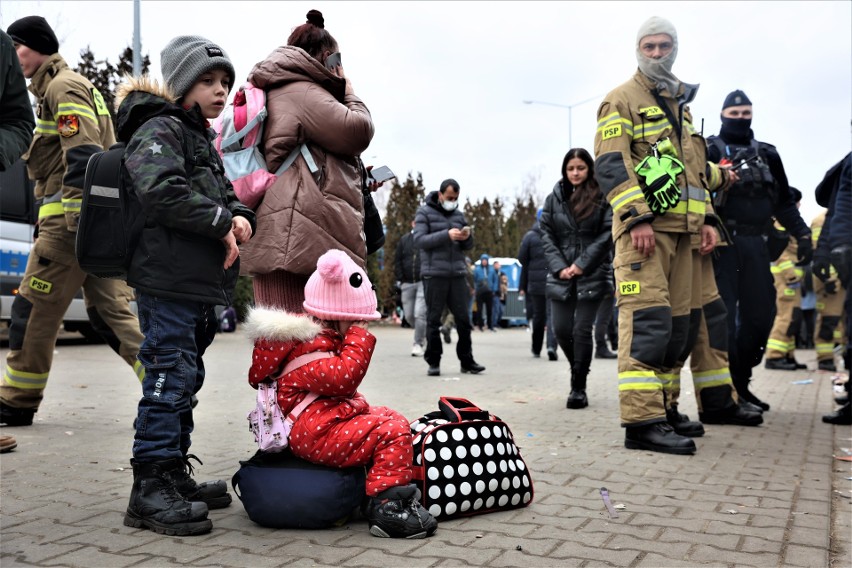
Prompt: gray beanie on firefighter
<box><xmin>160</xmin><ymin>35</ymin><xmax>235</xmax><ymax>100</ymax></box>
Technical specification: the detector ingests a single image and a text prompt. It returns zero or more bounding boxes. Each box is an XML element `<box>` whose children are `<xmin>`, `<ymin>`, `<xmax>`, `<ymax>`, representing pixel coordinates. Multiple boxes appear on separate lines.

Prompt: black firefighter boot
<box><xmin>566</xmin><ymin>367</ymin><xmax>589</xmax><ymax>409</ymax></box>
<box><xmin>732</xmin><ymin>374</ymin><xmax>770</xmax><ymax>412</ymax></box>
<box><xmin>168</xmin><ymin>454</ymin><xmax>232</xmax><ymax>509</ymax></box>
<box><xmin>124</xmin><ymin>458</ymin><xmax>212</xmax><ymax>536</ymax></box>
<box><xmin>666</xmin><ymin>403</ymin><xmax>705</xmax><ymax>437</ymax></box>
<box><xmin>698</xmin><ymin>386</ymin><xmax>763</xmax><ymax>426</ymax></box>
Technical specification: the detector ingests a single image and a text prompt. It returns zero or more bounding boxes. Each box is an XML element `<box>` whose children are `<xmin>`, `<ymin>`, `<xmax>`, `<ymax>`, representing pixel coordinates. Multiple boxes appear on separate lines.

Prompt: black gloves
<box><xmin>813</xmin><ymin>248</ymin><xmax>832</xmax><ymax>282</ymax></box>
<box><xmin>824</xmin><ymin>280</ymin><xmax>837</xmax><ymax>294</ymax></box>
<box><xmin>796</xmin><ymin>235</ymin><xmax>813</xmax><ymax>266</ymax></box>
<box><xmin>831</xmin><ymin>245</ymin><xmax>852</xmax><ymax>287</ymax></box>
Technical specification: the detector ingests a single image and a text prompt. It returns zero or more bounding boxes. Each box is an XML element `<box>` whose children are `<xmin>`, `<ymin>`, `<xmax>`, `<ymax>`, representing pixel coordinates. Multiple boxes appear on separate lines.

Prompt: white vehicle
<box><xmin>0</xmin><ymin>160</ymin><xmax>102</xmax><ymax>342</ymax></box>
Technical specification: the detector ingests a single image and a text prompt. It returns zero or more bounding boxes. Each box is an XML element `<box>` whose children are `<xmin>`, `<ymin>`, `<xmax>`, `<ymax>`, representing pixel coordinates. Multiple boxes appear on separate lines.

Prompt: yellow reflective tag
<box><xmin>639</xmin><ymin>106</ymin><xmax>664</xmax><ymax>118</ymax></box>
<box><xmin>92</xmin><ymin>89</ymin><xmax>110</xmax><ymax>116</ymax></box>
<box><xmin>784</xmin><ymin>288</ymin><xmax>796</xmax><ymax>296</ymax></box>
<box><xmin>619</xmin><ymin>281</ymin><xmax>640</xmax><ymax>295</ymax></box>
<box><xmin>602</xmin><ymin>124</ymin><xmax>622</xmax><ymax>140</ymax></box>
<box><xmin>29</xmin><ymin>276</ymin><xmax>53</xmax><ymax>294</ymax></box>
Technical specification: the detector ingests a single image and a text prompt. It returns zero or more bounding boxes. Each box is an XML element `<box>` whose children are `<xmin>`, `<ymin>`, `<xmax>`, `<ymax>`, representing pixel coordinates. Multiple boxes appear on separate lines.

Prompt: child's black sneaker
<box><xmin>365</xmin><ymin>484</ymin><xmax>437</xmax><ymax>539</ymax></box>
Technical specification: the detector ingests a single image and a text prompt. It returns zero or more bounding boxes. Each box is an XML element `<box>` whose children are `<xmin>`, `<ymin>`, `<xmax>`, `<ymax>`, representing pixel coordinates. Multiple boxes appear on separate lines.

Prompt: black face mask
<box><xmin>719</xmin><ymin>116</ymin><xmax>752</xmax><ymax>142</ymax></box>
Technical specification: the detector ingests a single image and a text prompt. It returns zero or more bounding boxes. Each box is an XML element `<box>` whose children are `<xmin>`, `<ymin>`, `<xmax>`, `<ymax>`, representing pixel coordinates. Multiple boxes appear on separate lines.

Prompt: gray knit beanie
<box><xmin>160</xmin><ymin>35</ymin><xmax>235</xmax><ymax>100</ymax></box>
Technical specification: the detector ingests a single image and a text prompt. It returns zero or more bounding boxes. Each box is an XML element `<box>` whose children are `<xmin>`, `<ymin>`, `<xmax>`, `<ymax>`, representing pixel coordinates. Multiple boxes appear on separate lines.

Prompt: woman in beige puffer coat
<box><xmin>240</xmin><ymin>9</ymin><xmax>374</xmax><ymax>312</ymax></box>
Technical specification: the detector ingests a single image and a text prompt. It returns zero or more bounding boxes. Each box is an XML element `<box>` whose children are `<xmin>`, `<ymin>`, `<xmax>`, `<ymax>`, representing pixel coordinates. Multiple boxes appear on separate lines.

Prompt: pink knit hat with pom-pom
<box><xmin>303</xmin><ymin>250</ymin><xmax>381</xmax><ymax>321</ymax></box>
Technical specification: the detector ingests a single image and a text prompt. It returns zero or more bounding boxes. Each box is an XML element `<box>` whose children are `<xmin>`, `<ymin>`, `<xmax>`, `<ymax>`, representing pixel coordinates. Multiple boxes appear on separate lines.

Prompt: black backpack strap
<box><xmin>650</xmin><ymin>89</ymin><xmax>682</xmax><ymax>141</ymax></box>
<box><xmin>709</xmin><ymin>136</ymin><xmax>728</xmax><ymax>160</ymax></box>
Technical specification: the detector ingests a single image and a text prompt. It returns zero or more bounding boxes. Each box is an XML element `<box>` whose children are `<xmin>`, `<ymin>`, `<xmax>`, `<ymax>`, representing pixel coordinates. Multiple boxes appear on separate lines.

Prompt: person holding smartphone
<box><xmin>239</xmin><ymin>9</ymin><xmax>375</xmax><ymax>314</ymax></box>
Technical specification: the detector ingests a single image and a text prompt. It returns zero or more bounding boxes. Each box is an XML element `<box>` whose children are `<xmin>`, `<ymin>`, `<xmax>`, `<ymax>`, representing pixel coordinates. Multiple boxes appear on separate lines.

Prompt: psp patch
<box><xmin>57</xmin><ymin>115</ymin><xmax>80</xmax><ymax>137</ymax></box>
<box><xmin>619</xmin><ymin>281</ymin><xmax>640</xmax><ymax>295</ymax></box>
<box><xmin>29</xmin><ymin>276</ymin><xmax>53</xmax><ymax>294</ymax></box>
<box><xmin>601</xmin><ymin>124</ymin><xmax>622</xmax><ymax>140</ymax></box>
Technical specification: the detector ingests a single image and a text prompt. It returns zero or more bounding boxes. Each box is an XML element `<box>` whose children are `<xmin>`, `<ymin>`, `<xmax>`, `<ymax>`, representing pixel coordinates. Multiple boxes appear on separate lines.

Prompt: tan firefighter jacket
<box><xmin>594</xmin><ymin>70</ymin><xmax>728</xmax><ymax>242</ymax></box>
<box><xmin>25</xmin><ymin>53</ymin><xmax>115</xmax><ymax>239</ymax></box>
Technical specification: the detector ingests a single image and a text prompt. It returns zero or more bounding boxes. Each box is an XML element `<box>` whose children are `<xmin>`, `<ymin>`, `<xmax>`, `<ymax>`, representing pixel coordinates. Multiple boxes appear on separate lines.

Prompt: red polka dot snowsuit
<box><xmin>248</xmin><ymin>314</ymin><xmax>413</xmax><ymax>497</ymax></box>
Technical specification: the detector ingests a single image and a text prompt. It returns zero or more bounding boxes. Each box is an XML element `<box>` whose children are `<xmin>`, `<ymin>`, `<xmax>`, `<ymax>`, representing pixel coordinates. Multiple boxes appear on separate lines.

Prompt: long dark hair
<box><xmin>560</xmin><ymin>148</ymin><xmax>600</xmax><ymax>221</ymax></box>
<box><xmin>287</xmin><ymin>9</ymin><xmax>338</xmax><ymax>60</ymax></box>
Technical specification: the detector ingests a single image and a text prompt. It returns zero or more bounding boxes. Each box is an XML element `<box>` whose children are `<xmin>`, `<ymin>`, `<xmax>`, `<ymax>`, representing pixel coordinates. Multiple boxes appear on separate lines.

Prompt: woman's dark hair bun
<box><xmin>306</xmin><ymin>9</ymin><xmax>324</xmax><ymax>29</ymax></box>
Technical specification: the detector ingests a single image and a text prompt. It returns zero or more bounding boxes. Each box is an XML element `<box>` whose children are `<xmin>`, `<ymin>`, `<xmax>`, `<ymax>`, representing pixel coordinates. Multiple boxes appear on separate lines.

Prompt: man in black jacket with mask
<box><xmin>414</xmin><ymin>179</ymin><xmax>485</xmax><ymax>377</ymax></box>
<box><xmin>707</xmin><ymin>90</ymin><xmax>812</xmax><ymax>411</ymax></box>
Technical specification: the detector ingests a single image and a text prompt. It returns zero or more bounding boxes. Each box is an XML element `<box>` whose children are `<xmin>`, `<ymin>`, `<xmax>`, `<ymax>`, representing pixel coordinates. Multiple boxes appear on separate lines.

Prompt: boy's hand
<box><xmin>221</xmin><ymin>230</ymin><xmax>240</xmax><ymax>269</ymax></box>
<box><xmin>232</xmin><ymin>216</ymin><xmax>252</xmax><ymax>243</ymax></box>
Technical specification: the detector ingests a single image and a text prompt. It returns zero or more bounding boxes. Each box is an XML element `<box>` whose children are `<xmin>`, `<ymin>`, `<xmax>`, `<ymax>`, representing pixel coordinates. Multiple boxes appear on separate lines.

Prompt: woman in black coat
<box><xmin>540</xmin><ymin>148</ymin><xmax>613</xmax><ymax>409</ymax></box>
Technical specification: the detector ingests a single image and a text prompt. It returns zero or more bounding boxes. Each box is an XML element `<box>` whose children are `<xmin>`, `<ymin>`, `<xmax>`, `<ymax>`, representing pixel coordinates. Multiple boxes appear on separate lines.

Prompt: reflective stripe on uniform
<box><xmin>669</xmin><ymin>185</ymin><xmax>708</xmax><ymax>215</ymax></box>
<box><xmin>609</xmin><ymin>186</ymin><xmax>643</xmax><ymax>212</ymax></box>
<box><xmin>4</xmin><ymin>366</ymin><xmax>49</xmax><ymax>390</ymax></box>
<box><xmin>632</xmin><ymin>119</ymin><xmax>673</xmax><ymax>140</ymax></box>
<box><xmin>597</xmin><ymin>112</ymin><xmax>634</xmax><ymax>136</ymax></box>
<box><xmin>692</xmin><ymin>368</ymin><xmax>734</xmax><ymax>389</ymax></box>
<box><xmin>815</xmin><ymin>342</ymin><xmax>835</xmax><ymax>356</ymax></box>
<box><xmin>618</xmin><ymin>370</ymin><xmax>661</xmax><ymax>391</ymax></box>
<box><xmin>771</xmin><ymin>261</ymin><xmax>795</xmax><ymax>273</ymax></box>
<box><xmin>657</xmin><ymin>372</ymin><xmax>679</xmax><ymax>391</ymax></box>
<box><xmin>766</xmin><ymin>338</ymin><xmax>791</xmax><ymax>353</ymax></box>
<box><xmin>61</xmin><ymin>197</ymin><xmax>82</xmax><ymax>212</ymax></box>
<box><xmin>38</xmin><ymin>191</ymin><xmax>64</xmax><ymax>219</ymax></box>
<box><xmin>133</xmin><ymin>360</ymin><xmax>145</xmax><ymax>383</ymax></box>
<box><xmin>35</xmin><ymin>118</ymin><xmax>58</xmax><ymax>135</ymax></box>
<box><xmin>57</xmin><ymin>102</ymin><xmax>97</xmax><ymax>122</ymax></box>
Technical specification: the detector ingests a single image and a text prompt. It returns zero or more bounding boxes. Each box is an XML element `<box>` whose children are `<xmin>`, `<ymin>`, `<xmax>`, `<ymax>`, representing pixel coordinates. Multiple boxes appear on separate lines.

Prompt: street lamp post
<box><xmin>523</xmin><ymin>94</ymin><xmax>602</xmax><ymax>148</ymax></box>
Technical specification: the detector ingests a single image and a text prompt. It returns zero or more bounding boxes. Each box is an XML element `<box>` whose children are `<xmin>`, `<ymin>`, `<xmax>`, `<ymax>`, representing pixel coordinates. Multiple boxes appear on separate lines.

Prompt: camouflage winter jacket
<box><xmin>115</xmin><ymin>77</ymin><xmax>256</xmax><ymax>305</ymax></box>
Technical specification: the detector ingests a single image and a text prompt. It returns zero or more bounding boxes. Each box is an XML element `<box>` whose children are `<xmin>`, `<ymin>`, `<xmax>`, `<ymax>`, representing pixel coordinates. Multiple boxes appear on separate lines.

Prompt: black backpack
<box><xmin>76</xmin><ymin>117</ymin><xmax>192</xmax><ymax>279</ymax></box>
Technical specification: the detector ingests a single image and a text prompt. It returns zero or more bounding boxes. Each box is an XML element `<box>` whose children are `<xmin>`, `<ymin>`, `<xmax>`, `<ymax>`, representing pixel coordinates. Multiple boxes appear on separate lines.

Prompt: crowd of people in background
<box><xmin>1</xmin><ymin>7</ymin><xmax>849</xmax><ymax>543</ymax></box>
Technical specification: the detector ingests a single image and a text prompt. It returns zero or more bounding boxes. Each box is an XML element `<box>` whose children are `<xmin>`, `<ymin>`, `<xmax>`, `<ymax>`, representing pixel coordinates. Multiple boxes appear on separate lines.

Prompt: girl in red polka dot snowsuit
<box><xmin>245</xmin><ymin>249</ymin><xmax>438</xmax><ymax>539</ymax></box>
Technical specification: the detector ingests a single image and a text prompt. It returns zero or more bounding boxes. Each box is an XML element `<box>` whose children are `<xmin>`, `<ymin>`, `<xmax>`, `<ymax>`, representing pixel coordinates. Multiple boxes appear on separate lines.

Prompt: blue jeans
<box><xmin>491</xmin><ymin>296</ymin><xmax>504</xmax><ymax>328</ymax></box>
<box><xmin>133</xmin><ymin>294</ymin><xmax>218</xmax><ymax>461</ymax></box>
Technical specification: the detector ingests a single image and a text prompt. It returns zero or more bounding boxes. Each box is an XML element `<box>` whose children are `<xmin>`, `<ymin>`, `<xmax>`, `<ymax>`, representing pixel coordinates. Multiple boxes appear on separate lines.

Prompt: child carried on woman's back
<box><xmin>244</xmin><ymin>249</ymin><xmax>438</xmax><ymax>539</ymax></box>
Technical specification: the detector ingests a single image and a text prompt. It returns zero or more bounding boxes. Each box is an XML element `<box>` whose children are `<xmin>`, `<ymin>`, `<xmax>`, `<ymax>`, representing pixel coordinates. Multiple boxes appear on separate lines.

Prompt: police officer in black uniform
<box><xmin>707</xmin><ymin>90</ymin><xmax>812</xmax><ymax>412</ymax></box>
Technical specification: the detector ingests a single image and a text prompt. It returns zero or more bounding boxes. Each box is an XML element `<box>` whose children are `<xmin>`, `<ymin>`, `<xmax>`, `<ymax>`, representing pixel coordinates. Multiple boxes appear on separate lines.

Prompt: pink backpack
<box><xmin>214</xmin><ymin>82</ymin><xmax>317</xmax><ymax>209</ymax></box>
<box><xmin>248</xmin><ymin>351</ymin><xmax>332</xmax><ymax>453</ymax></box>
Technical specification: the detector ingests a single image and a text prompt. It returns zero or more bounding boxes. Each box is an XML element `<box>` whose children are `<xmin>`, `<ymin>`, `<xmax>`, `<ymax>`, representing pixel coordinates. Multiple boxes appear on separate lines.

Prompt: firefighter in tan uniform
<box><xmin>594</xmin><ymin>16</ymin><xmax>737</xmax><ymax>455</ymax></box>
<box><xmin>811</xmin><ymin>210</ymin><xmax>847</xmax><ymax>372</ymax></box>
<box><xmin>665</xmin><ymin>199</ymin><xmax>765</xmax><ymax>428</ymax></box>
<box><xmin>764</xmin><ymin>200</ymin><xmax>806</xmax><ymax>369</ymax></box>
<box><xmin>1</xmin><ymin>16</ymin><xmax>143</xmax><ymax>427</ymax></box>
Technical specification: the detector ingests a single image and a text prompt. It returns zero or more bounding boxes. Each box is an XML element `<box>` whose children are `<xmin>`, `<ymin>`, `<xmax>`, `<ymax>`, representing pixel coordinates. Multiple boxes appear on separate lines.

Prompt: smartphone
<box><xmin>368</xmin><ymin>165</ymin><xmax>396</xmax><ymax>184</ymax></box>
<box><xmin>325</xmin><ymin>52</ymin><xmax>342</xmax><ymax>71</ymax></box>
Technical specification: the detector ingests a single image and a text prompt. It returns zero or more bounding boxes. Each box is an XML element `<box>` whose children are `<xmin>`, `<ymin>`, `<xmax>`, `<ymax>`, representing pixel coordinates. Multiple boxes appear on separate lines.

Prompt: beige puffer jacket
<box><xmin>239</xmin><ymin>46</ymin><xmax>374</xmax><ymax>276</ymax></box>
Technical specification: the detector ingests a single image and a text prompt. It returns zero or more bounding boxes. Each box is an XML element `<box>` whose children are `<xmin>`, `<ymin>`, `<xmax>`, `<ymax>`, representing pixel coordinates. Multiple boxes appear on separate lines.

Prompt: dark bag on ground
<box><xmin>409</xmin><ymin>397</ymin><xmax>534</xmax><ymax>520</ymax></box>
<box><xmin>232</xmin><ymin>449</ymin><xmax>366</xmax><ymax>529</ymax></box>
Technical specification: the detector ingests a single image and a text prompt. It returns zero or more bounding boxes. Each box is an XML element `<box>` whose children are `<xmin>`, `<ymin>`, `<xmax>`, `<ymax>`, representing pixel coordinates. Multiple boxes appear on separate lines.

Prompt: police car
<box><xmin>0</xmin><ymin>159</ymin><xmax>102</xmax><ymax>342</ymax></box>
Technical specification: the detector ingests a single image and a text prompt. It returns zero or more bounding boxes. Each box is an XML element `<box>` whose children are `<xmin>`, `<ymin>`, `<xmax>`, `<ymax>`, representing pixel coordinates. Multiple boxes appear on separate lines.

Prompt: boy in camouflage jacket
<box><xmin>115</xmin><ymin>36</ymin><xmax>255</xmax><ymax>537</ymax></box>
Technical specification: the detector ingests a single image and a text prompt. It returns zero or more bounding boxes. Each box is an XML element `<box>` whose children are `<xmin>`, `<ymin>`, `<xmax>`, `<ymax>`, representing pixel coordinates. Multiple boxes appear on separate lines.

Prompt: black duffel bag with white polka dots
<box><xmin>409</xmin><ymin>397</ymin><xmax>534</xmax><ymax>520</ymax></box>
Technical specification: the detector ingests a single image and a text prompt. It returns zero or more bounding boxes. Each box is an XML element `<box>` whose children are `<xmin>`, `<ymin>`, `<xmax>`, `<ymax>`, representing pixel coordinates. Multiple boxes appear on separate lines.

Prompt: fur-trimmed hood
<box><xmin>114</xmin><ymin>75</ymin><xmax>175</xmax><ymax>111</ymax></box>
<box><xmin>243</xmin><ymin>307</ymin><xmax>322</xmax><ymax>343</ymax></box>
<box><xmin>114</xmin><ymin>74</ymin><xmax>206</xmax><ymax>143</ymax></box>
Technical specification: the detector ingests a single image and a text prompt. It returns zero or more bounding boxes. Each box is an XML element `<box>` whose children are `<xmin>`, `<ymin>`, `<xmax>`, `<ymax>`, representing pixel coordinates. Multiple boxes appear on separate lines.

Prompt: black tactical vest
<box><xmin>711</xmin><ymin>138</ymin><xmax>777</xmax><ymax>200</ymax></box>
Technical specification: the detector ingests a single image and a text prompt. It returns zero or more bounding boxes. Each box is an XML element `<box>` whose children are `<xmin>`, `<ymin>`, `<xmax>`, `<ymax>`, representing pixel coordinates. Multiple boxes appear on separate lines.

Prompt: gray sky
<box><xmin>3</xmin><ymin>0</ymin><xmax>850</xmax><ymax>223</ymax></box>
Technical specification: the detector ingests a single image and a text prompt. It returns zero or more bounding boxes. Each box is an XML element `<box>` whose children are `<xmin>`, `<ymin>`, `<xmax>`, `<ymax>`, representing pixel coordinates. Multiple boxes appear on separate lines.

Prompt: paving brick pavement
<box><xmin>1</xmin><ymin>324</ymin><xmax>850</xmax><ymax>567</ymax></box>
